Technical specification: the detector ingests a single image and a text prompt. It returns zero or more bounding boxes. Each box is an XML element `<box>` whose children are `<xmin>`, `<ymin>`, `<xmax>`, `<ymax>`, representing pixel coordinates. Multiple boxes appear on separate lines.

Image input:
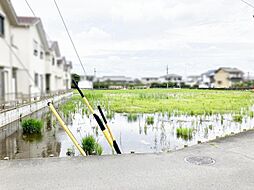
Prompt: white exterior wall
<box><xmin>0</xmin><ymin>1</ymin><xmax>72</xmax><ymax>102</ymax></box>
<box><xmin>0</xmin><ymin>3</ymin><xmax>14</xmax><ymax>101</ymax></box>
<box><xmin>12</xmin><ymin>24</ymin><xmax>48</xmax><ymax>95</ymax></box>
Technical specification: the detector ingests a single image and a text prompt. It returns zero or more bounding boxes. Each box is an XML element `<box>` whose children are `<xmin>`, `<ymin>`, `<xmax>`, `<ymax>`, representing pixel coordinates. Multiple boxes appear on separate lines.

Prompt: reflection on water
<box><xmin>1</xmin><ymin>105</ymin><xmax>254</xmax><ymax>160</ymax></box>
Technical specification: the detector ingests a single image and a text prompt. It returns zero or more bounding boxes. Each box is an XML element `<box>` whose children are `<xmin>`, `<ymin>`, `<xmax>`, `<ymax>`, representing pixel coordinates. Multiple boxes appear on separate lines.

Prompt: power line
<box><xmin>24</xmin><ymin>0</ymin><xmax>36</xmax><ymax>16</ymax></box>
<box><xmin>53</xmin><ymin>0</ymin><xmax>87</xmax><ymax>75</ymax></box>
<box><xmin>240</xmin><ymin>0</ymin><xmax>254</xmax><ymax>9</ymax></box>
<box><xmin>3</xmin><ymin>38</ymin><xmax>36</xmax><ymax>87</ymax></box>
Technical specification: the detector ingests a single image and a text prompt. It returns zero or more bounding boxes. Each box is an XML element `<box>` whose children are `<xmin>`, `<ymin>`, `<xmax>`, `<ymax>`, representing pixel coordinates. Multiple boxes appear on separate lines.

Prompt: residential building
<box><xmin>185</xmin><ymin>75</ymin><xmax>201</xmax><ymax>87</ymax></box>
<box><xmin>0</xmin><ymin>0</ymin><xmax>19</xmax><ymax>102</ymax></box>
<box><xmin>78</xmin><ymin>75</ymin><xmax>95</xmax><ymax>89</ymax></box>
<box><xmin>159</xmin><ymin>74</ymin><xmax>182</xmax><ymax>84</ymax></box>
<box><xmin>98</xmin><ymin>76</ymin><xmax>133</xmax><ymax>83</ymax></box>
<box><xmin>0</xmin><ymin>0</ymin><xmax>72</xmax><ymax>105</ymax></box>
<box><xmin>199</xmin><ymin>70</ymin><xmax>215</xmax><ymax>88</ymax></box>
<box><xmin>13</xmin><ymin>16</ymin><xmax>49</xmax><ymax>96</ymax></box>
<box><xmin>141</xmin><ymin>77</ymin><xmax>159</xmax><ymax>84</ymax></box>
<box><xmin>214</xmin><ymin>67</ymin><xmax>244</xmax><ymax>88</ymax></box>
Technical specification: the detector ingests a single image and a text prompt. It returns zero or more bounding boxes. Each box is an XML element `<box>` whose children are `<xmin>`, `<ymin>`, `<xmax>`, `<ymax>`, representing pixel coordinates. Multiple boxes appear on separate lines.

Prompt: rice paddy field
<box><xmin>1</xmin><ymin>89</ymin><xmax>254</xmax><ymax>160</ymax></box>
<box><xmin>72</xmin><ymin>89</ymin><xmax>254</xmax><ymax>115</ymax></box>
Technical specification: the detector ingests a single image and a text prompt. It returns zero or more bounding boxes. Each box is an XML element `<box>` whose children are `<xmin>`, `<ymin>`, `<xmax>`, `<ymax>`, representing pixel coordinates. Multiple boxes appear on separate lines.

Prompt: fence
<box><xmin>0</xmin><ymin>90</ymin><xmax>72</xmax><ymax>112</ymax></box>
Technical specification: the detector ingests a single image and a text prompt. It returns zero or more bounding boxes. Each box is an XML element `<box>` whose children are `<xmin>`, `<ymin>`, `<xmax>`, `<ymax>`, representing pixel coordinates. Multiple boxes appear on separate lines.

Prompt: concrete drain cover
<box><xmin>185</xmin><ymin>156</ymin><xmax>216</xmax><ymax>166</ymax></box>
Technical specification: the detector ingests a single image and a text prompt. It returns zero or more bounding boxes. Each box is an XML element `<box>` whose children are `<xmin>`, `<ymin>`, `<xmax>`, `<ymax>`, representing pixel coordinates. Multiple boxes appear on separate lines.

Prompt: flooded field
<box><xmin>1</xmin><ymin>103</ymin><xmax>254</xmax><ymax>160</ymax></box>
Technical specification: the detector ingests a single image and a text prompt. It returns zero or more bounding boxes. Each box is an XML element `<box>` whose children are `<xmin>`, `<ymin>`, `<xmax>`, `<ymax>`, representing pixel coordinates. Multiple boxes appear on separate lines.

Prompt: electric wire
<box><xmin>24</xmin><ymin>0</ymin><xmax>36</xmax><ymax>16</ymax></box>
<box><xmin>53</xmin><ymin>0</ymin><xmax>87</xmax><ymax>75</ymax></box>
<box><xmin>240</xmin><ymin>0</ymin><xmax>254</xmax><ymax>9</ymax></box>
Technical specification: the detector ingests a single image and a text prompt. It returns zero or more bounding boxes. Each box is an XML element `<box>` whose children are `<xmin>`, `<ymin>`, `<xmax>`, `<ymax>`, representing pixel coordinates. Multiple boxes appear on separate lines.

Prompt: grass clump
<box><xmin>81</xmin><ymin>135</ymin><xmax>103</xmax><ymax>156</ymax></box>
<box><xmin>249</xmin><ymin>111</ymin><xmax>254</xmax><ymax>119</ymax></box>
<box><xmin>146</xmin><ymin>116</ymin><xmax>154</xmax><ymax>125</ymax></box>
<box><xmin>127</xmin><ymin>114</ymin><xmax>138</xmax><ymax>122</ymax></box>
<box><xmin>21</xmin><ymin>118</ymin><xmax>43</xmax><ymax>134</ymax></box>
<box><xmin>233</xmin><ymin>115</ymin><xmax>243</xmax><ymax>123</ymax></box>
<box><xmin>176</xmin><ymin>127</ymin><xmax>194</xmax><ymax>140</ymax></box>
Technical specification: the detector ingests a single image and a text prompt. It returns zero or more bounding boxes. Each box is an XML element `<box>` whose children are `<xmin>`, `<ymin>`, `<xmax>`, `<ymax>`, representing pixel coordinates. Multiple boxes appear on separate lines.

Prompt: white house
<box><xmin>185</xmin><ymin>75</ymin><xmax>201</xmax><ymax>87</ymax></box>
<box><xmin>199</xmin><ymin>70</ymin><xmax>215</xmax><ymax>88</ymax></box>
<box><xmin>0</xmin><ymin>0</ymin><xmax>72</xmax><ymax>105</ymax></box>
<box><xmin>12</xmin><ymin>16</ymin><xmax>49</xmax><ymax>96</ymax></box>
<box><xmin>141</xmin><ymin>77</ymin><xmax>159</xmax><ymax>84</ymax></box>
<box><xmin>159</xmin><ymin>74</ymin><xmax>182</xmax><ymax>84</ymax></box>
<box><xmin>0</xmin><ymin>0</ymin><xmax>20</xmax><ymax>102</ymax></box>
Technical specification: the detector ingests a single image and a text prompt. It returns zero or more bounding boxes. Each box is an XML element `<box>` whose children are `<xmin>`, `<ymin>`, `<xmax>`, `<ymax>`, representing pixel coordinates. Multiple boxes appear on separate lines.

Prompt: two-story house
<box><xmin>214</xmin><ymin>67</ymin><xmax>244</xmax><ymax>88</ymax></box>
<box><xmin>0</xmin><ymin>0</ymin><xmax>72</xmax><ymax>104</ymax></box>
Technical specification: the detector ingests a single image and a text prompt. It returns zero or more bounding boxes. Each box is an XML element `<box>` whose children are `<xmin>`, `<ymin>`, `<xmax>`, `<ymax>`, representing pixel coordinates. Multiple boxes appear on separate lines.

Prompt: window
<box><xmin>0</xmin><ymin>14</ymin><xmax>4</xmax><ymax>36</ymax></box>
<box><xmin>40</xmin><ymin>51</ymin><xmax>44</xmax><ymax>59</ymax></box>
<box><xmin>52</xmin><ymin>57</ymin><xmax>55</xmax><ymax>66</ymax></box>
<box><xmin>35</xmin><ymin>73</ymin><xmax>39</xmax><ymax>86</ymax></box>
<box><xmin>33</xmin><ymin>40</ymin><xmax>38</xmax><ymax>56</ymax></box>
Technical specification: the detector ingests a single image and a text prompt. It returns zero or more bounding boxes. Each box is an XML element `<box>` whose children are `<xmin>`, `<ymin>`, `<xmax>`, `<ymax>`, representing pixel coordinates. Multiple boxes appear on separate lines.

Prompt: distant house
<box><xmin>185</xmin><ymin>75</ymin><xmax>201</xmax><ymax>87</ymax></box>
<box><xmin>96</xmin><ymin>76</ymin><xmax>134</xmax><ymax>89</ymax></box>
<box><xmin>159</xmin><ymin>74</ymin><xmax>182</xmax><ymax>84</ymax></box>
<box><xmin>214</xmin><ymin>67</ymin><xmax>244</xmax><ymax>88</ymax></box>
<box><xmin>141</xmin><ymin>77</ymin><xmax>159</xmax><ymax>84</ymax></box>
<box><xmin>98</xmin><ymin>76</ymin><xmax>133</xmax><ymax>83</ymax></box>
<box><xmin>199</xmin><ymin>70</ymin><xmax>216</xmax><ymax>88</ymax></box>
<box><xmin>78</xmin><ymin>75</ymin><xmax>96</xmax><ymax>89</ymax></box>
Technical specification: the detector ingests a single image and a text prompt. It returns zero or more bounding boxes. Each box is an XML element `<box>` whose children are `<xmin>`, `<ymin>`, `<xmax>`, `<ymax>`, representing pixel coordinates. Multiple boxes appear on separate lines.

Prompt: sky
<box><xmin>11</xmin><ymin>0</ymin><xmax>254</xmax><ymax>78</ymax></box>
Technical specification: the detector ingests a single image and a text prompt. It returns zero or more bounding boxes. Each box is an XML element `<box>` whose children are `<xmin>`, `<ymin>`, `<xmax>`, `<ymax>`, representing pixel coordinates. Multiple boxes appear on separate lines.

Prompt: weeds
<box><xmin>176</xmin><ymin>127</ymin><xmax>194</xmax><ymax>140</ymax></box>
<box><xmin>21</xmin><ymin>118</ymin><xmax>43</xmax><ymax>134</ymax></box>
<box><xmin>233</xmin><ymin>115</ymin><xmax>243</xmax><ymax>123</ymax></box>
<box><xmin>146</xmin><ymin>116</ymin><xmax>154</xmax><ymax>125</ymax></box>
<box><xmin>81</xmin><ymin>135</ymin><xmax>103</xmax><ymax>156</ymax></box>
<box><xmin>127</xmin><ymin>114</ymin><xmax>138</xmax><ymax>122</ymax></box>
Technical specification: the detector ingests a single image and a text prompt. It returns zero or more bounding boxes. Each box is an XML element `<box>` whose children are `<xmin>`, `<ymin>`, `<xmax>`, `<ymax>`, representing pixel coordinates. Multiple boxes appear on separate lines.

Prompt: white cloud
<box><xmin>11</xmin><ymin>0</ymin><xmax>254</xmax><ymax>77</ymax></box>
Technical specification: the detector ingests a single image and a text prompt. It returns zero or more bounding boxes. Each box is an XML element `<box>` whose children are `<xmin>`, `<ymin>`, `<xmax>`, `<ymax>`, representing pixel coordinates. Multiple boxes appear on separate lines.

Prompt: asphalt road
<box><xmin>1</xmin><ymin>131</ymin><xmax>254</xmax><ymax>190</ymax></box>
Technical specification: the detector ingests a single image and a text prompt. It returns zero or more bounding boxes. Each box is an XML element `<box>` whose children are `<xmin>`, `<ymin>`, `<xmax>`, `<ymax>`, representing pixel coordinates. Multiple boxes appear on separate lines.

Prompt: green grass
<box><xmin>146</xmin><ymin>116</ymin><xmax>154</xmax><ymax>125</ymax></box>
<box><xmin>81</xmin><ymin>135</ymin><xmax>103</xmax><ymax>156</ymax></box>
<box><xmin>70</xmin><ymin>89</ymin><xmax>254</xmax><ymax>115</ymax></box>
<box><xmin>127</xmin><ymin>113</ymin><xmax>138</xmax><ymax>122</ymax></box>
<box><xmin>233</xmin><ymin>115</ymin><xmax>243</xmax><ymax>123</ymax></box>
<box><xmin>176</xmin><ymin>127</ymin><xmax>194</xmax><ymax>140</ymax></box>
<box><xmin>21</xmin><ymin>118</ymin><xmax>43</xmax><ymax>134</ymax></box>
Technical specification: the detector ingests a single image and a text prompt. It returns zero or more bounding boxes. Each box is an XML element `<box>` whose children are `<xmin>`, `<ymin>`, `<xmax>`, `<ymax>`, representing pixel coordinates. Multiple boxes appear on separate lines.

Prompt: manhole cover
<box><xmin>185</xmin><ymin>156</ymin><xmax>216</xmax><ymax>166</ymax></box>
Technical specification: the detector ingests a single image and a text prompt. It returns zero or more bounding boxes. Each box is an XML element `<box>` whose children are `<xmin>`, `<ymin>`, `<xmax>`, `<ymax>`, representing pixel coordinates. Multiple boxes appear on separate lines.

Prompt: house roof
<box><xmin>17</xmin><ymin>16</ymin><xmax>40</xmax><ymax>25</ymax></box>
<box><xmin>141</xmin><ymin>77</ymin><xmax>159</xmax><ymax>80</ymax></box>
<box><xmin>1</xmin><ymin>0</ymin><xmax>19</xmax><ymax>25</ymax></box>
<box><xmin>201</xmin><ymin>70</ymin><xmax>216</xmax><ymax>77</ymax></box>
<box><xmin>99</xmin><ymin>76</ymin><xmax>133</xmax><ymax>82</ymax></box>
<box><xmin>49</xmin><ymin>41</ymin><xmax>61</xmax><ymax>57</ymax></box>
<box><xmin>160</xmin><ymin>74</ymin><xmax>182</xmax><ymax>78</ymax></box>
<box><xmin>187</xmin><ymin>75</ymin><xmax>200</xmax><ymax>79</ymax></box>
<box><xmin>216</xmin><ymin>67</ymin><xmax>244</xmax><ymax>74</ymax></box>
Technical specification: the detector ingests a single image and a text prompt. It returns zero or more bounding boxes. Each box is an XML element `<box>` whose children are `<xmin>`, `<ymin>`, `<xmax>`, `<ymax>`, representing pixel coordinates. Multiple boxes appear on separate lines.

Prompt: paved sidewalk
<box><xmin>1</xmin><ymin>131</ymin><xmax>254</xmax><ymax>190</ymax></box>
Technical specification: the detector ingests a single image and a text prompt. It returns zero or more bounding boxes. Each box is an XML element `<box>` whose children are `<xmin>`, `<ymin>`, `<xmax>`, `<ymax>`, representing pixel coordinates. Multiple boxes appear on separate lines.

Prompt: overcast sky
<box><xmin>11</xmin><ymin>0</ymin><xmax>254</xmax><ymax>78</ymax></box>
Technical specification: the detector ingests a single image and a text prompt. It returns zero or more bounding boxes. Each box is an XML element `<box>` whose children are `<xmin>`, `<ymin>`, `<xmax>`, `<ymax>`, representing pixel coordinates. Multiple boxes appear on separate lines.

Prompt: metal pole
<box><xmin>48</xmin><ymin>102</ymin><xmax>86</xmax><ymax>156</ymax></box>
<box><xmin>98</xmin><ymin>106</ymin><xmax>122</xmax><ymax>154</ymax></box>
<box><xmin>72</xmin><ymin>80</ymin><xmax>114</xmax><ymax>149</ymax></box>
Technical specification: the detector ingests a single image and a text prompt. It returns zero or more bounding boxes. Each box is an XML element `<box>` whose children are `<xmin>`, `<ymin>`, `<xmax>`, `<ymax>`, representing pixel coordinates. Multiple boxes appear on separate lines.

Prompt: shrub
<box><xmin>249</xmin><ymin>111</ymin><xmax>254</xmax><ymax>119</ymax></box>
<box><xmin>81</xmin><ymin>135</ymin><xmax>103</xmax><ymax>155</ymax></box>
<box><xmin>21</xmin><ymin>118</ymin><xmax>43</xmax><ymax>134</ymax></box>
<box><xmin>233</xmin><ymin>115</ymin><xmax>243</xmax><ymax>123</ymax></box>
<box><xmin>176</xmin><ymin>127</ymin><xmax>194</xmax><ymax>140</ymax></box>
<box><xmin>95</xmin><ymin>143</ymin><xmax>103</xmax><ymax>156</ymax></box>
<box><xmin>127</xmin><ymin>114</ymin><xmax>138</xmax><ymax>122</ymax></box>
<box><xmin>146</xmin><ymin>116</ymin><xmax>154</xmax><ymax>125</ymax></box>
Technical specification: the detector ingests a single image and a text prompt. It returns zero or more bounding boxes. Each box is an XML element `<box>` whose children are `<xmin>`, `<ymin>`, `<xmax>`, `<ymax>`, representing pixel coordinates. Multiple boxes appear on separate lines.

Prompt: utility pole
<box><xmin>166</xmin><ymin>65</ymin><xmax>169</xmax><ymax>89</ymax></box>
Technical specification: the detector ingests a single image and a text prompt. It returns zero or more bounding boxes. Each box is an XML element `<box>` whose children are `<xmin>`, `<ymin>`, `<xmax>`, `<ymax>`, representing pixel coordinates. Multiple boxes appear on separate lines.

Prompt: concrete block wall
<box><xmin>0</xmin><ymin>92</ymin><xmax>73</xmax><ymax>128</ymax></box>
